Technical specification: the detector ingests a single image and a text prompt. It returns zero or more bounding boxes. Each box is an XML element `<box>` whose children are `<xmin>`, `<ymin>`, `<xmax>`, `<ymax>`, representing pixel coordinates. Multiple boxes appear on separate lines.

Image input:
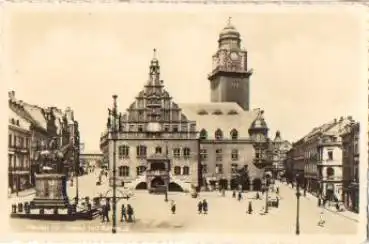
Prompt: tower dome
<box><xmin>218</xmin><ymin>17</ymin><xmax>241</xmax><ymax>49</ymax></box>
<box><xmin>248</xmin><ymin>110</ymin><xmax>269</xmax><ymax>138</ymax></box>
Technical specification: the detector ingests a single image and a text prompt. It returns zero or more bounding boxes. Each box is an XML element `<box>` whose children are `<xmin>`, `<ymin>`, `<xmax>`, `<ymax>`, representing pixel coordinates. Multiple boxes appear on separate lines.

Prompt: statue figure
<box><xmin>38</xmin><ymin>137</ymin><xmax>70</xmax><ymax>174</ymax></box>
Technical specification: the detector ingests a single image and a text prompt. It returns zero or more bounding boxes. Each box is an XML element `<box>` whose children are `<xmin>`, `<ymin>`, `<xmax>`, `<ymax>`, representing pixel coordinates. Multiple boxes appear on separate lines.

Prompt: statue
<box><xmin>39</xmin><ymin>137</ymin><xmax>70</xmax><ymax>174</ymax></box>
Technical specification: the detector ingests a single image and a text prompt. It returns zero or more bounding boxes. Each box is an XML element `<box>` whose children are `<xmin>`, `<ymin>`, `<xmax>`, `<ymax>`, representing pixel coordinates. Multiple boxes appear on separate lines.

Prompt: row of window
<box><xmin>121</xmin><ymin>123</ymin><xmax>196</xmax><ymax>133</ymax></box>
<box><xmin>8</xmin><ymin>154</ymin><xmax>29</xmax><ymax>169</ymax></box>
<box><xmin>200</xmin><ymin>148</ymin><xmax>239</xmax><ymax>161</ymax></box>
<box><xmin>119</xmin><ymin>145</ymin><xmax>192</xmax><ymax>159</ymax></box>
<box><xmin>8</xmin><ymin>134</ymin><xmax>30</xmax><ymax>149</ymax></box>
<box><xmin>119</xmin><ymin>145</ymin><xmax>241</xmax><ymax>161</ymax></box>
<box><xmin>117</xmin><ymin>163</ymin><xmax>243</xmax><ymax>177</ymax></box>
<box><xmin>199</xmin><ymin>128</ymin><xmax>239</xmax><ymax>140</ymax></box>
<box><xmin>117</xmin><ymin>165</ymin><xmax>190</xmax><ymax>177</ymax></box>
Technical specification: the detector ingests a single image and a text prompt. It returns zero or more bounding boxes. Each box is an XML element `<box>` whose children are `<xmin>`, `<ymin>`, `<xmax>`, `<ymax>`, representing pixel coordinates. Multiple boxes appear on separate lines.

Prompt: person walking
<box><xmin>318</xmin><ymin>210</ymin><xmax>325</xmax><ymax>227</ymax></box>
<box><xmin>232</xmin><ymin>190</ymin><xmax>236</xmax><ymax>198</ymax></box>
<box><xmin>120</xmin><ymin>204</ymin><xmax>127</xmax><ymax>222</ymax></box>
<box><xmin>170</xmin><ymin>200</ymin><xmax>176</xmax><ymax>214</ymax></box>
<box><xmin>202</xmin><ymin>199</ymin><xmax>208</xmax><ymax>214</ymax></box>
<box><xmin>237</xmin><ymin>192</ymin><xmax>242</xmax><ymax>201</ymax></box>
<box><xmin>197</xmin><ymin>200</ymin><xmax>203</xmax><ymax>214</ymax></box>
<box><xmin>127</xmin><ymin>204</ymin><xmax>134</xmax><ymax>222</ymax></box>
<box><xmin>247</xmin><ymin>201</ymin><xmax>253</xmax><ymax>214</ymax></box>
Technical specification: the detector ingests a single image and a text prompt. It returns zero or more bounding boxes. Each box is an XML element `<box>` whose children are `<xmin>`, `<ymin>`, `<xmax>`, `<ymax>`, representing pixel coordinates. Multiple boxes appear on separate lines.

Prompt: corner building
<box><xmin>100</xmin><ymin>20</ymin><xmax>276</xmax><ymax>192</ymax></box>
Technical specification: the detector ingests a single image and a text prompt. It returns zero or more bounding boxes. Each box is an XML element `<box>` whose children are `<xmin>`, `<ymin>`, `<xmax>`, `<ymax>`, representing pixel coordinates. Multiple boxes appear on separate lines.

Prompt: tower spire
<box><xmin>153</xmin><ymin>48</ymin><xmax>157</xmax><ymax>60</ymax></box>
<box><xmin>227</xmin><ymin>16</ymin><xmax>232</xmax><ymax>26</ymax></box>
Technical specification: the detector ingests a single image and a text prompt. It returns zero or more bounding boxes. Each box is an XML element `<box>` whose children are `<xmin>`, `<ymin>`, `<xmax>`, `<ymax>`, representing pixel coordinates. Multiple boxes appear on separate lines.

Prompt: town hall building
<box><xmin>100</xmin><ymin>19</ymin><xmax>283</xmax><ymax>192</ymax></box>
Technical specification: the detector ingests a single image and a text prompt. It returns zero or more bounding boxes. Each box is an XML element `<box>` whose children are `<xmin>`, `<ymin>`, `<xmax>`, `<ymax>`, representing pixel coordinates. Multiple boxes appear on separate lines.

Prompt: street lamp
<box><xmin>264</xmin><ymin>175</ymin><xmax>270</xmax><ymax>214</ymax></box>
<box><xmin>165</xmin><ymin>141</ymin><xmax>169</xmax><ymax>202</ymax></box>
<box><xmin>110</xmin><ymin>95</ymin><xmax>118</xmax><ymax>234</ymax></box>
<box><xmin>295</xmin><ymin>173</ymin><xmax>301</xmax><ymax>235</ymax></box>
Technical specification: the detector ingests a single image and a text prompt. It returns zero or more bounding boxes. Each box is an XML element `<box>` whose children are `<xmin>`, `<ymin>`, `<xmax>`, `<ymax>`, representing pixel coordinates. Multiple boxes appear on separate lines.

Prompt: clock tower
<box><xmin>208</xmin><ymin>18</ymin><xmax>253</xmax><ymax>111</ymax></box>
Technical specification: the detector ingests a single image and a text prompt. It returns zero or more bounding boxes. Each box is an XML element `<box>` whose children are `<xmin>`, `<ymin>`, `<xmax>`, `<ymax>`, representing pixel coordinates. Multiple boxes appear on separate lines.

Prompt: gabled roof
<box><xmin>22</xmin><ymin>103</ymin><xmax>47</xmax><ymax>131</ymax></box>
<box><xmin>179</xmin><ymin>102</ymin><xmax>260</xmax><ymax>139</ymax></box>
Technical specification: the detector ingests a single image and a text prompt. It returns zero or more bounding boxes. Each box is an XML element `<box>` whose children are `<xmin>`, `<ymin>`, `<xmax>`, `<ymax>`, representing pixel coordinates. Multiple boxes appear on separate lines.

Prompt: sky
<box><xmin>2</xmin><ymin>5</ymin><xmax>367</xmax><ymax>153</ymax></box>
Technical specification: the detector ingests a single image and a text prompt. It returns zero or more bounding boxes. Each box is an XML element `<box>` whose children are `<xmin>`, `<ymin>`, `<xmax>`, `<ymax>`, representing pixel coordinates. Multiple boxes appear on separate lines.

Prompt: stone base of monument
<box><xmin>10</xmin><ymin>208</ymin><xmax>101</xmax><ymax>221</ymax></box>
<box><xmin>10</xmin><ymin>173</ymin><xmax>102</xmax><ymax>221</ymax></box>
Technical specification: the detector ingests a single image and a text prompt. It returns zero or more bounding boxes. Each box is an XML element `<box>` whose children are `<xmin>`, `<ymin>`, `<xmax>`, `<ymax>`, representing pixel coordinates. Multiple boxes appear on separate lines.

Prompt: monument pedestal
<box><xmin>30</xmin><ymin>173</ymin><xmax>70</xmax><ymax>209</ymax></box>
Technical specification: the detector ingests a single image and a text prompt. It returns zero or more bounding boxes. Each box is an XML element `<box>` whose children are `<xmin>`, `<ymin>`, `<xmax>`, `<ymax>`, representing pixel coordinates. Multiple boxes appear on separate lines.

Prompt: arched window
<box><xmin>183</xmin><ymin>166</ymin><xmax>190</xmax><ymax>175</ymax></box>
<box><xmin>119</xmin><ymin>166</ymin><xmax>130</xmax><ymax>177</ymax></box>
<box><xmin>174</xmin><ymin>166</ymin><xmax>181</xmax><ymax>175</ymax></box>
<box><xmin>215</xmin><ymin>129</ymin><xmax>223</xmax><ymax>140</ymax></box>
<box><xmin>136</xmin><ymin>145</ymin><xmax>147</xmax><ymax>158</ymax></box>
<box><xmin>199</xmin><ymin>129</ymin><xmax>208</xmax><ymax>140</ymax></box>
<box><xmin>230</xmin><ymin>129</ymin><xmax>238</xmax><ymax>140</ymax></box>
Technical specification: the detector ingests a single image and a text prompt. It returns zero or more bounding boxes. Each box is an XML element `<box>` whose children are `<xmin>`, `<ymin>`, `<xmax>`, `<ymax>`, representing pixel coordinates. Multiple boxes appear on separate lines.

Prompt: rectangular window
<box><xmin>138</xmin><ymin>125</ymin><xmax>143</xmax><ymax>132</ymax></box>
<box><xmin>183</xmin><ymin>147</ymin><xmax>191</xmax><ymax>159</ymax></box>
<box><xmin>129</xmin><ymin>124</ymin><xmax>135</xmax><ymax>132</ymax></box>
<box><xmin>164</xmin><ymin>124</ymin><xmax>170</xmax><ymax>132</ymax></box>
<box><xmin>231</xmin><ymin>149</ymin><xmax>239</xmax><ymax>161</ymax></box>
<box><xmin>201</xmin><ymin>164</ymin><xmax>207</xmax><ymax>174</ymax></box>
<box><xmin>181</xmin><ymin>124</ymin><xmax>187</xmax><ymax>132</ymax></box>
<box><xmin>216</xmin><ymin>149</ymin><xmax>222</xmax><ymax>161</ymax></box>
<box><xmin>200</xmin><ymin>149</ymin><xmax>207</xmax><ymax>161</ymax></box>
<box><xmin>173</xmin><ymin>125</ymin><xmax>179</xmax><ymax>133</ymax></box>
<box><xmin>8</xmin><ymin>134</ymin><xmax>12</xmax><ymax>147</ymax></box>
<box><xmin>231</xmin><ymin>163</ymin><xmax>238</xmax><ymax>173</ymax></box>
<box><xmin>327</xmin><ymin>151</ymin><xmax>333</xmax><ymax>161</ymax></box>
<box><xmin>137</xmin><ymin>145</ymin><xmax>147</xmax><ymax>158</ymax></box>
<box><xmin>215</xmin><ymin>164</ymin><xmax>223</xmax><ymax>174</ymax></box>
<box><xmin>118</xmin><ymin>145</ymin><xmax>130</xmax><ymax>159</ymax></box>
<box><xmin>173</xmin><ymin>148</ymin><xmax>181</xmax><ymax>158</ymax></box>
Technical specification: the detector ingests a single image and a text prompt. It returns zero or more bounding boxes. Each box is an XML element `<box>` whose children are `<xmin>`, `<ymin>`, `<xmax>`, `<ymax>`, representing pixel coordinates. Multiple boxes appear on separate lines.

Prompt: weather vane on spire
<box><xmin>228</xmin><ymin>16</ymin><xmax>232</xmax><ymax>25</ymax></box>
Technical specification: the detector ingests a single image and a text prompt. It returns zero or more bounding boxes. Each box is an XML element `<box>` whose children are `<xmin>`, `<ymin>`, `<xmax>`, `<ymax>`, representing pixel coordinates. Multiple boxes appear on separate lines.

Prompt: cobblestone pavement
<box><xmin>8</xmin><ymin>173</ymin><xmax>359</xmax><ymax>234</ymax></box>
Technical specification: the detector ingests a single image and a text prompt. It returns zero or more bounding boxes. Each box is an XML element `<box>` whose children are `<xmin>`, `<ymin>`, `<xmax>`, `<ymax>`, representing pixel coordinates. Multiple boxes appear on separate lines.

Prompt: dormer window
<box><xmin>198</xmin><ymin>109</ymin><xmax>208</xmax><ymax>115</ymax></box>
<box><xmin>215</xmin><ymin>129</ymin><xmax>223</xmax><ymax>140</ymax></box>
<box><xmin>228</xmin><ymin>110</ymin><xmax>238</xmax><ymax>115</ymax></box>
<box><xmin>212</xmin><ymin>110</ymin><xmax>223</xmax><ymax>115</ymax></box>
<box><xmin>199</xmin><ymin>129</ymin><xmax>208</xmax><ymax>140</ymax></box>
<box><xmin>230</xmin><ymin>129</ymin><xmax>238</xmax><ymax>140</ymax></box>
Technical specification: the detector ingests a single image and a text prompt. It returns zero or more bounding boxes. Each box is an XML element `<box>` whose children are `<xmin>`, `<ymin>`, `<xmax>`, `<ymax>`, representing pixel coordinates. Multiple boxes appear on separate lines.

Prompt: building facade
<box><xmin>100</xmin><ymin>20</ymin><xmax>283</xmax><ymax>192</ymax></box>
<box><xmin>341</xmin><ymin>121</ymin><xmax>359</xmax><ymax>213</ymax></box>
<box><xmin>286</xmin><ymin>116</ymin><xmax>356</xmax><ymax>202</ymax></box>
<box><xmin>8</xmin><ymin>91</ymin><xmax>80</xmax><ymax>194</ymax></box>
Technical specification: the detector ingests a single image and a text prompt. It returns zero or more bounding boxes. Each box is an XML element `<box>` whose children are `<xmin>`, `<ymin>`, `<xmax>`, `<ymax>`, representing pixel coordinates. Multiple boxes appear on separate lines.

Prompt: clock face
<box><xmin>230</xmin><ymin>52</ymin><xmax>239</xmax><ymax>61</ymax></box>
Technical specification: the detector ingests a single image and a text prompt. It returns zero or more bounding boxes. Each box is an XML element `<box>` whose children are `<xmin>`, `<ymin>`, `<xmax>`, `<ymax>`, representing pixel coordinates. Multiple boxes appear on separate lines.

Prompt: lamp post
<box><xmin>295</xmin><ymin>173</ymin><xmax>301</xmax><ymax>235</ymax></box>
<box><xmin>264</xmin><ymin>176</ymin><xmax>269</xmax><ymax>214</ymax></box>
<box><xmin>164</xmin><ymin>141</ymin><xmax>169</xmax><ymax>202</ymax></box>
<box><xmin>111</xmin><ymin>95</ymin><xmax>118</xmax><ymax>234</ymax></box>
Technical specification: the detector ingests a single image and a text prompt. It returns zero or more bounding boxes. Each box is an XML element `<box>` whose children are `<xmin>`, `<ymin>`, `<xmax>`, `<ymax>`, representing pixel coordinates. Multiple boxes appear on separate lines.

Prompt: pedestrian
<box><xmin>101</xmin><ymin>203</ymin><xmax>110</xmax><ymax>222</ymax></box>
<box><xmin>303</xmin><ymin>189</ymin><xmax>307</xmax><ymax>197</ymax></box>
<box><xmin>120</xmin><ymin>204</ymin><xmax>127</xmax><ymax>222</ymax></box>
<box><xmin>318</xmin><ymin>211</ymin><xmax>325</xmax><ymax>227</ymax></box>
<box><xmin>247</xmin><ymin>201</ymin><xmax>253</xmax><ymax>214</ymax></box>
<box><xmin>127</xmin><ymin>204</ymin><xmax>134</xmax><ymax>222</ymax></box>
<box><xmin>238</xmin><ymin>192</ymin><xmax>242</xmax><ymax>201</ymax></box>
<box><xmin>105</xmin><ymin>198</ymin><xmax>111</xmax><ymax>222</ymax></box>
<box><xmin>170</xmin><ymin>200</ymin><xmax>176</xmax><ymax>214</ymax></box>
<box><xmin>256</xmin><ymin>192</ymin><xmax>260</xmax><ymax>200</ymax></box>
<box><xmin>202</xmin><ymin>199</ymin><xmax>208</xmax><ymax>214</ymax></box>
<box><xmin>318</xmin><ymin>198</ymin><xmax>322</xmax><ymax>207</ymax></box>
<box><xmin>276</xmin><ymin>187</ymin><xmax>279</xmax><ymax>195</ymax></box>
<box><xmin>276</xmin><ymin>196</ymin><xmax>279</xmax><ymax>208</ymax></box>
<box><xmin>232</xmin><ymin>191</ymin><xmax>236</xmax><ymax>198</ymax></box>
<box><xmin>197</xmin><ymin>200</ymin><xmax>203</xmax><ymax>214</ymax></box>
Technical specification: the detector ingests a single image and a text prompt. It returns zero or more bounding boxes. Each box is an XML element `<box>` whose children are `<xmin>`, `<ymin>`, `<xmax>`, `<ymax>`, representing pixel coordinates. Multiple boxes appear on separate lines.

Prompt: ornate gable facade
<box><xmin>110</xmin><ymin>50</ymin><xmax>197</xmax><ymax>140</ymax></box>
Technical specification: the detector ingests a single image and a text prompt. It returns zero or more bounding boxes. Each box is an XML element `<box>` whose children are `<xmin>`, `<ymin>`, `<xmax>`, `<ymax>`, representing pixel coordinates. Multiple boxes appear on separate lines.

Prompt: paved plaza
<box><xmin>8</xmin><ymin>171</ymin><xmax>359</xmax><ymax>234</ymax></box>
